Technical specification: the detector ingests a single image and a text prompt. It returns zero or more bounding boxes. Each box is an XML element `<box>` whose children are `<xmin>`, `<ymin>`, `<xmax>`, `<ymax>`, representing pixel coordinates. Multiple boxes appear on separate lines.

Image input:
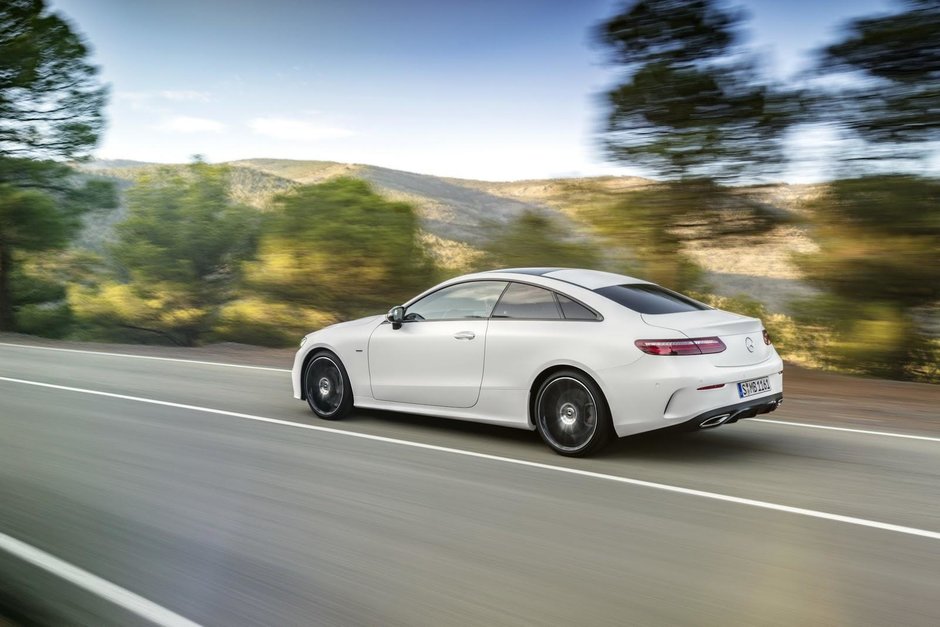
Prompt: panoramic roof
<box><xmin>489</xmin><ymin>268</ymin><xmax>650</xmax><ymax>289</ymax></box>
<box><xmin>488</xmin><ymin>267</ymin><xmax>562</xmax><ymax>276</ymax></box>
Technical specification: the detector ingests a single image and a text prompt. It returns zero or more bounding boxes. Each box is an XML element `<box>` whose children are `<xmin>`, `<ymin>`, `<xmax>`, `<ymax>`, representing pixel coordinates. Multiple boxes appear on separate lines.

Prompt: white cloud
<box><xmin>160</xmin><ymin>90</ymin><xmax>211</xmax><ymax>102</ymax></box>
<box><xmin>249</xmin><ymin>116</ymin><xmax>353</xmax><ymax>141</ymax></box>
<box><xmin>159</xmin><ymin>116</ymin><xmax>226</xmax><ymax>133</ymax></box>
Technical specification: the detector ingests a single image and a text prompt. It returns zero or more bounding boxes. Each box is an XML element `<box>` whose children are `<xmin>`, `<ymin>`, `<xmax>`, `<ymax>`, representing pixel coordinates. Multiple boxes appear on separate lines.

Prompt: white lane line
<box><xmin>0</xmin><ymin>342</ymin><xmax>289</xmax><ymax>373</ymax></box>
<box><xmin>0</xmin><ymin>531</ymin><xmax>199</xmax><ymax>627</ymax></box>
<box><xmin>2</xmin><ymin>375</ymin><xmax>939</xmax><ymax>542</ymax></box>
<box><xmin>751</xmin><ymin>418</ymin><xmax>940</xmax><ymax>443</ymax></box>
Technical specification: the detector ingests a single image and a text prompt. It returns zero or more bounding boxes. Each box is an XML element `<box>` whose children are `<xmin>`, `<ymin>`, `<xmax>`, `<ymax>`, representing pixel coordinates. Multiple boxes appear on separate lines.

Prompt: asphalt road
<box><xmin>0</xmin><ymin>341</ymin><xmax>938</xmax><ymax>626</ymax></box>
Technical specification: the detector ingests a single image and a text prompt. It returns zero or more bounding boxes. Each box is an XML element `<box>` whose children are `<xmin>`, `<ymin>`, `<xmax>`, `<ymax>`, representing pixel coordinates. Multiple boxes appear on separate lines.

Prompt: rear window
<box><xmin>595</xmin><ymin>284</ymin><xmax>709</xmax><ymax>315</ymax></box>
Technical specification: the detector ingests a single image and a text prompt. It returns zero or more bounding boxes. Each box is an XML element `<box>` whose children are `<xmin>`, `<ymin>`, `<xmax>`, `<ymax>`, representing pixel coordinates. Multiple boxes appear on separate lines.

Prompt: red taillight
<box><xmin>763</xmin><ymin>329</ymin><xmax>772</xmax><ymax>345</ymax></box>
<box><xmin>634</xmin><ymin>337</ymin><xmax>726</xmax><ymax>356</ymax></box>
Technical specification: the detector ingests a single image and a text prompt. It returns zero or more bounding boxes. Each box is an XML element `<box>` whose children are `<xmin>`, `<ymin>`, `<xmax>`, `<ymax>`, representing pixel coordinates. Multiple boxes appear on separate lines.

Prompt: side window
<box><xmin>404</xmin><ymin>281</ymin><xmax>507</xmax><ymax>321</ymax></box>
<box><xmin>557</xmin><ymin>294</ymin><xmax>599</xmax><ymax>320</ymax></box>
<box><xmin>492</xmin><ymin>283</ymin><xmax>561</xmax><ymax>319</ymax></box>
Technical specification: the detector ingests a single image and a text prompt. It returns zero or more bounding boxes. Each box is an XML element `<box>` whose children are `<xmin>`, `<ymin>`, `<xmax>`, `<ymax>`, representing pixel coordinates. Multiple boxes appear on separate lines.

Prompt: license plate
<box><xmin>738</xmin><ymin>376</ymin><xmax>771</xmax><ymax>398</ymax></box>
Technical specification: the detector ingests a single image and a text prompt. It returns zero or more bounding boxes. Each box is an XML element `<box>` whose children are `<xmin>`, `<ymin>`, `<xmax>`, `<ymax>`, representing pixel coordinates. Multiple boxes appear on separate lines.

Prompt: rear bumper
<box><xmin>602</xmin><ymin>352</ymin><xmax>784</xmax><ymax>437</ymax></box>
<box><xmin>671</xmin><ymin>393</ymin><xmax>783</xmax><ymax>432</ymax></box>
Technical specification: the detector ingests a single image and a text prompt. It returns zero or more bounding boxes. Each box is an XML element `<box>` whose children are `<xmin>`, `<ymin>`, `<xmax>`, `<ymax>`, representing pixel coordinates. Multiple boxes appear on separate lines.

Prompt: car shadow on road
<box><xmin>344</xmin><ymin>408</ymin><xmax>769</xmax><ymax>463</ymax></box>
<box><xmin>598</xmin><ymin>428</ymin><xmax>771</xmax><ymax>463</ymax></box>
<box><xmin>346</xmin><ymin>408</ymin><xmax>536</xmax><ymax>444</ymax></box>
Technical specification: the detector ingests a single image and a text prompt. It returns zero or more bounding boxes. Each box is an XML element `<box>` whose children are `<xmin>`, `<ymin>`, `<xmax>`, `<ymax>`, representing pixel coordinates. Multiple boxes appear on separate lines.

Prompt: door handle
<box><xmin>453</xmin><ymin>331</ymin><xmax>476</xmax><ymax>340</ymax></box>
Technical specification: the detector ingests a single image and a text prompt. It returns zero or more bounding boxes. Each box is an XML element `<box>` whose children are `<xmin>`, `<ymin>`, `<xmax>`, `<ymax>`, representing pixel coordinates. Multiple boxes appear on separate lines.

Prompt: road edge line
<box><xmin>750</xmin><ymin>418</ymin><xmax>940</xmax><ymax>443</ymax></box>
<box><xmin>0</xmin><ymin>531</ymin><xmax>200</xmax><ymax>627</ymax></box>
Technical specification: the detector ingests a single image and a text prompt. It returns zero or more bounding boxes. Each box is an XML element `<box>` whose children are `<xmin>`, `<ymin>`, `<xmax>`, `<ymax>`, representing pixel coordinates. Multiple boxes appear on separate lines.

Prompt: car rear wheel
<box><xmin>304</xmin><ymin>351</ymin><xmax>353</xmax><ymax>420</ymax></box>
<box><xmin>534</xmin><ymin>370</ymin><xmax>612</xmax><ymax>457</ymax></box>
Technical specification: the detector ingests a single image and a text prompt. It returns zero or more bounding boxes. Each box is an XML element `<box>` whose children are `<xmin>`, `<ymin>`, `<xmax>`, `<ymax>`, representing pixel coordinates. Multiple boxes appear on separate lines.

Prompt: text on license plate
<box><xmin>738</xmin><ymin>376</ymin><xmax>771</xmax><ymax>398</ymax></box>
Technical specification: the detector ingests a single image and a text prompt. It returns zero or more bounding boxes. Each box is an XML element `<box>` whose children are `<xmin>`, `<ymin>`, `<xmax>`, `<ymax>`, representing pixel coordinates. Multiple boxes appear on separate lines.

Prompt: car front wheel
<box><xmin>534</xmin><ymin>370</ymin><xmax>612</xmax><ymax>457</ymax></box>
<box><xmin>304</xmin><ymin>351</ymin><xmax>353</xmax><ymax>420</ymax></box>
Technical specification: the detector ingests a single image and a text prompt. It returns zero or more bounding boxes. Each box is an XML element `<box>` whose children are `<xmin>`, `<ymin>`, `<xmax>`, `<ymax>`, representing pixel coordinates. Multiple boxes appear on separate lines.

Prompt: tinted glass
<box><xmin>557</xmin><ymin>294</ymin><xmax>599</xmax><ymax>320</ymax></box>
<box><xmin>595</xmin><ymin>284</ymin><xmax>708</xmax><ymax>314</ymax></box>
<box><xmin>492</xmin><ymin>283</ymin><xmax>561</xmax><ymax>319</ymax></box>
<box><xmin>405</xmin><ymin>281</ymin><xmax>507</xmax><ymax>320</ymax></box>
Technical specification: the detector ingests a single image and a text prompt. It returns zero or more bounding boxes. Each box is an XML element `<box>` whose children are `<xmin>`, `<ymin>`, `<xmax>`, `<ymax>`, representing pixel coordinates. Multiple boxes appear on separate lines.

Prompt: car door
<box><xmin>368</xmin><ymin>280</ymin><xmax>508</xmax><ymax>408</ymax></box>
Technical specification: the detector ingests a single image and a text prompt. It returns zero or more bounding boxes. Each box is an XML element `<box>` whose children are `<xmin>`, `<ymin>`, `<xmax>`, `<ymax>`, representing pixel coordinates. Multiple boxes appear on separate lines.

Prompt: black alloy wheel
<box><xmin>304</xmin><ymin>352</ymin><xmax>353</xmax><ymax>420</ymax></box>
<box><xmin>534</xmin><ymin>370</ymin><xmax>612</xmax><ymax>456</ymax></box>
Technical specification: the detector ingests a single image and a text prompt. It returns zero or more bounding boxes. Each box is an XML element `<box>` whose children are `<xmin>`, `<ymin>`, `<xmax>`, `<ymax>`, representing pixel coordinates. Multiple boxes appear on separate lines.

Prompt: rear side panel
<box><xmin>482</xmin><ymin>318</ymin><xmax>642</xmax><ymax>429</ymax></box>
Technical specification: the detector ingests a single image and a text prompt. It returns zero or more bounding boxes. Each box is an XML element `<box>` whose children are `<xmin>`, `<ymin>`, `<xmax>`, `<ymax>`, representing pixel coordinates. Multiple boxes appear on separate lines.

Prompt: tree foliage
<box><xmin>72</xmin><ymin>162</ymin><xmax>258</xmax><ymax>345</ymax></box>
<box><xmin>0</xmin><ymin>0</ymin><xmax>110</xmax><ymax>331</ymax></box>
<box><xmin>481</xmin><ymin>212</ymin><xmax>599</xmax><ymax>271</ymax></box>
<box><xmin>796</xmin><ymin>2</ymin><xmax>940</xmax><ymax>380</ymax></box>
<box><xmin>797</xmin><ymin>175</ymin><xmax>940</xmax><ymax>380</ymax></box>
<box><xmin>596</xmin><ymin>0</ymin><xmax>795</xmax><ymax>182</ymax></box>
<box><xmin>245</xmin><ymin>177</ymin><xmax>437</xmax><ymax>320</ymax></box>
<box><xmin>113</xmin><ymin>162</ymin><xmax>257</xmax><ymax>288</ymax></box>
<box><xmin>0</xmin><ymin>160</ymin><xmax>112</xmax><ymax>249</ymax></box>
<box><xmin>0</xmin><ymin>160</ymin><xmax>114</xmax><ymax>330</ymax></box>
<box><xmin>0</xmin><ymin>0</ymin><xmax>107</xmax><ymax>160</ymax></box>
<box><xmin>591</xmin><ymin>0</ymin><xmax>792</xmax><ymax>295</ymax></box>
<box><xmin>814</xmin><ymin>0</ymin><xmax>940</xmax><ymax>159</ymax></box>
<box><xmin>73</xmin><ymin>175</ymin><xmax>439</xmax><ymax>346</ymax></box>
<box><xmin>801</xmin><ymin>175</ymin><xmax>939</xmax><ymax>309</ymax></box>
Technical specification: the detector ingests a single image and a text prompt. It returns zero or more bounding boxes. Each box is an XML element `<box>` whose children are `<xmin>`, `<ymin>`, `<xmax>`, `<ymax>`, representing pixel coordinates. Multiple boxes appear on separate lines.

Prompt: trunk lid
<box><xmin>641</xmin><ymin>309</ymin><xmax>770</xmax><ymax>366</ymax></box>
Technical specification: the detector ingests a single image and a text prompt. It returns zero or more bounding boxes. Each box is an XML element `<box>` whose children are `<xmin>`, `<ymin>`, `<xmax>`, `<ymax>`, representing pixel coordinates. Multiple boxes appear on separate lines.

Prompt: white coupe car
<box><xmin>292</xmin><ymin>268</ymin><xmax>783</xmax><ymax>456</ymax></box>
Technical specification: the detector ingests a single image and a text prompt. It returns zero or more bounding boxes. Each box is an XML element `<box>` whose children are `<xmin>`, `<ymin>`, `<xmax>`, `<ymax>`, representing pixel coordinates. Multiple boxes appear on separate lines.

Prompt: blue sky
<box><xmin>50</xmin><ymin>0</ymin><xmax>894</xmax><ymax>181</ymax></box>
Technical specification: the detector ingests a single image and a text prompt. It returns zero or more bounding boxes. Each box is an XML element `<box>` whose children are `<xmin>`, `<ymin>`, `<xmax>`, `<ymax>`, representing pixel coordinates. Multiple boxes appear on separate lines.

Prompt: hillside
<box><xmin>75</xmin><ymin>158</ymin><xmax>821</xmax><ymax>312</ymax></box>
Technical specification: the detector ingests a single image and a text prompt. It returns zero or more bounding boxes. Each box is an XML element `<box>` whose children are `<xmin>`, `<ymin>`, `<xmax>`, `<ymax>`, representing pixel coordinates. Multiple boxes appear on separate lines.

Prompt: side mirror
<box><xmin>386</xmin><ymin>305</ymin><xmax>405</xmax><ymax>329</ymax></box>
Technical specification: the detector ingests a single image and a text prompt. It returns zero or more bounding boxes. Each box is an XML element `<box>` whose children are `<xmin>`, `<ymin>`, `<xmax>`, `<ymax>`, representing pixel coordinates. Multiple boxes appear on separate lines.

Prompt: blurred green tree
<box><xmin>245</xmin><ymin>178</ymin><xmax>437</xmax><ymax>323</ymax></box>
<box><xmin>593</xmin><ymin>0</ymin><xmax>793</xmax><ymax>291</ymax></box>
<box><xmin>802</xmin><ymin>176</ymin><xmax>940</xmax><ymax>308</ymax></box>
<box><xmin>0</xmin><ymin>0</ymin><xmax>107</xmax><ymax>160</ymax></box>
<box><xmin>798</xmin><ymin>175</ymin><xmax>940</xmax><ymax>380</ymax></box>
<box><xmin>481</xmin><ymin>212</ymin><xmax>599</xmax><ymax>270</ymax></box>
<box><xmin>813</xmin><ymin>0</ymin><xmax>940</xmax><ymax>163</ymax></box>
<box><xmin>72</xmin><ymin>162</ymin><xmax>259</xmax><ymax>345</ymax></box>
<box><xmin>798</xmin><ymin>1</ymin><xmax>940</xmax><ymax>380</ymax></box>
<box><xmin>596</xmin><ymin>0</ymin><xmax>795</xmax><ymax>182</ymax></box>
<box><xmin>0</xmin><ymin>0</ymin><xmax>111</xmax><ymax>331</ymax></box>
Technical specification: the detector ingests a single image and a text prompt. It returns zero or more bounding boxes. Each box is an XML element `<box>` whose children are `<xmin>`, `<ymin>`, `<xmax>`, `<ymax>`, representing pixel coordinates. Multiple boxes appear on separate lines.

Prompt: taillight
<box><xmin>763</xmin><ymin>329</ymin><xmax>772</xmax><ymax>345</ymax></box>
<box><xmin>634</xmin><ymin>337</ymin><xmax>726</xmax><ymax>356</ymax></box>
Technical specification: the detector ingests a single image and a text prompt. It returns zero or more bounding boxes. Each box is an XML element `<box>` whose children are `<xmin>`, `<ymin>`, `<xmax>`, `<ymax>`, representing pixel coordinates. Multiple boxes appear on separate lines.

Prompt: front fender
<box><xmin>291</xmin><ymin>315</ymin><xmax>384</xmax><ymax>400</ymax></box>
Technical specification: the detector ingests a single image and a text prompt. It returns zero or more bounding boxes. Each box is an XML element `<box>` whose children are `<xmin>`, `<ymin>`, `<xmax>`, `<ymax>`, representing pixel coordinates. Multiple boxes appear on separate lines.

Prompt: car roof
<box><xmin>486</xmin><ymin>268</ymin><xmax>652</xmax><ymax>290</ymax></box>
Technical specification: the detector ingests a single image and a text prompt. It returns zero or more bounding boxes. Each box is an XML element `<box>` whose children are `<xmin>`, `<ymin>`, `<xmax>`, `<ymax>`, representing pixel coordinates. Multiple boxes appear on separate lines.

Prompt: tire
<box><xmin>534</xmin><ymin>370</ymin><xmax>612</xmax><ymax>457</ymax></box>
<box><xmin>303</xmin><ymin>351</ymin><xmax>353</xmax><ymax>420</ymax></box>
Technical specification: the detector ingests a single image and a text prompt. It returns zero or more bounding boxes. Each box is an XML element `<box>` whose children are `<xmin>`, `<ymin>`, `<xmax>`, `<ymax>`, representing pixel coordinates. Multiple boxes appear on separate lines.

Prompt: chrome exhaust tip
<box><xmin>700</xmin><ymin>413</ymin><xmax>732</xmax><ymax>429</ymax></box>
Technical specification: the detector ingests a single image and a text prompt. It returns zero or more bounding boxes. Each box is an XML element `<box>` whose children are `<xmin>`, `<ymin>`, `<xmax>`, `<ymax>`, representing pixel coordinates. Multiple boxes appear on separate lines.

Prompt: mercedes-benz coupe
<box><xmin>292</xmin><ymin>268</ymin><xmax>783</xmax><ymax>456</ymax></box>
